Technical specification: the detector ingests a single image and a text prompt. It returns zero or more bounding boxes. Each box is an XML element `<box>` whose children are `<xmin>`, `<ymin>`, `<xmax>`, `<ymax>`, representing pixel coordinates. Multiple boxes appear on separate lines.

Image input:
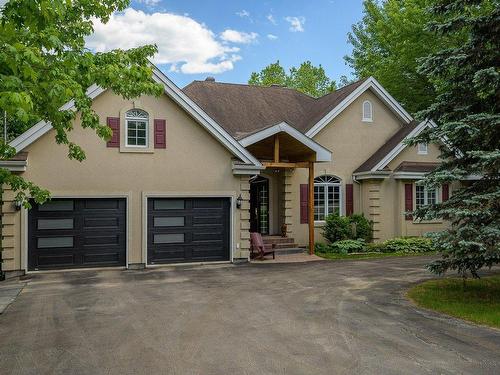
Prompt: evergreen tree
<box><xmin>409</xmin><ymin>0</ymin><xmax>500</xmax><ymax>278</ymax></box>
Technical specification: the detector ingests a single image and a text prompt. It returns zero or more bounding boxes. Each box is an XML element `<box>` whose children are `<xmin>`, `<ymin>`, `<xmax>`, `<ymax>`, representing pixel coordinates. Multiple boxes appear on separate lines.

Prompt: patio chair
<box><xmin>250</xmin><ymin>232</ymin><xmax>276</xmax><ymax>260</ymax></box>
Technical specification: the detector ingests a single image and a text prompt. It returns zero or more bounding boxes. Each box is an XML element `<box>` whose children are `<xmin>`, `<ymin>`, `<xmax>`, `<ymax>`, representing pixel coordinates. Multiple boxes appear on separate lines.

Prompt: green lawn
<box><xmin>408</xmin><ymin>275</ymin><xmax>500</xmax><ymax>329</ymax></box>
<box><xmin>316</xmin><ymin>251</ymin><xmax>436</xmax><ymax>261</ymax></box>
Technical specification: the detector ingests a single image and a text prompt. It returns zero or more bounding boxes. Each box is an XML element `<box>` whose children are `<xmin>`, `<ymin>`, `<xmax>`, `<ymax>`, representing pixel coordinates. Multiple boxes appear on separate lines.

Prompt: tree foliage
<box><xmin>408</xmin><ymin>0</ymin><xmax>500</xmax><ymax>278</ymax></box>
<box><xmin>0</xmin><ymin>0</ymin><xmax>163</xmax><ymax>206</ymax></box>
<box><xmin>345</xmin><ymin>0</ymin><xmax>460</xmax><ymax>114</ymax></box>
<box><xmin>249</xmin><ymin>60</ymin><xmax>336</xmax><ymax>97</ymax></box>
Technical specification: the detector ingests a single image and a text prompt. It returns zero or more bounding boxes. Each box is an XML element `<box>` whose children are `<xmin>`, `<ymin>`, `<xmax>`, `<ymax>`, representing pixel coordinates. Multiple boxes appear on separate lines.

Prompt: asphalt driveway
<box><xmin>0</xmin><ymin>257</ymin><xmax>499</xmax><ymax>375</ymax></box>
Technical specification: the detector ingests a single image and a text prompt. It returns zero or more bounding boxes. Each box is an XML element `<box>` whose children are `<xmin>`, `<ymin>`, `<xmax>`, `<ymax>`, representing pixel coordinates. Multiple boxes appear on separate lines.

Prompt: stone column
<box><xmin>237</xmin><ymin>175</ymin><xmax>251</xmax><ymax>261</ymax></box>
<box><xmin>1</xmin><ymin>186</ymin><xmax>23</xmax><ymax>278</ymax></box>
<box><xmin>283</xmin><ymin>169</ymin><xmax>294</xmax><ymax>237</ymax></box>
<box><xmin>367</xmin><ymin>180</ymin><xmax>382</xmax><ymax>242</ymax></box>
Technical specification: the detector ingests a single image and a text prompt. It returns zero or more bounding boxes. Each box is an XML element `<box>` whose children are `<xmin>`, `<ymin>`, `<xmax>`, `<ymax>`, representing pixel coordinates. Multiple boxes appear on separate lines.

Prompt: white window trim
<box><xmin>362</xmin><ymin>100</ymin><xmax>373</xmax><ymax>122</ymax></box>
<box><xmin>313</xmin><ymin>177</ymin><xmax>343</xmax><ymax>223</ymax></box>
<box><xmin>417</xmin><ymin>142</ymin><xmax>428</xmax><ymax>155</ymax></box>
<box><xmin>415</xmin><ymin>184</ymin><xmax>440</xmax><ymax>209</ymax></box>
<box><xmin>125</xmin><ymin>110</ymin><xmax>149</xmax><ymax>148</ymax></box>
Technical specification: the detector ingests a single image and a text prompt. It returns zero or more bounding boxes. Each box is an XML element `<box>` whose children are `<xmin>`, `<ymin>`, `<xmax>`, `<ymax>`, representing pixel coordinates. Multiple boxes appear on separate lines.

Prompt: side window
<box><xmin>417</xmin><ymin>142</ymin><xmax>428</xmax><ymax>155</ymax></box>
<box><xmin>362</xmin><ymin>100</ymin><xmax>373</xmax><ymax>122</ymax></box>
<box><xmin>125</xmin><ymin>109</ymin><xmax>149</xmax><ymax>147</ymax></box>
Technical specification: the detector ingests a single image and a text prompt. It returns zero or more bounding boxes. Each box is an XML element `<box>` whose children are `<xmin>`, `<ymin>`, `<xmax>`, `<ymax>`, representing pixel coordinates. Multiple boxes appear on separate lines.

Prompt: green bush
<box><xmin>314</xmin><ymin>242</ymin><xmax>330</xmax><ymax>253</ymax></box>
<box><xmin>365</xmin><ymin>242</ymin><xmax>386</xmax><ymax>253</ymax></box>
<box><xmin>323</xmin><ymin>214</ymin><xmax>352</xmax><ymax>242</ymax></box>
<box><xmin>322</xmin><ymin>214</ymin><xmax>373</xmax><ymax>243</ymax></box>
<box><xmin>330</xmin><ymin>239</ymin><xmax>365</xmax><ymax>254</ymax></box>
<box><xmin>381</xmin><ymin>237</ymin><xmax>434</xmax><ymax>253</ymax></box>
<box><xmin>349</xmin><ymin>214</ymin><xmax>373</xmax><ymax>242</ymax></box>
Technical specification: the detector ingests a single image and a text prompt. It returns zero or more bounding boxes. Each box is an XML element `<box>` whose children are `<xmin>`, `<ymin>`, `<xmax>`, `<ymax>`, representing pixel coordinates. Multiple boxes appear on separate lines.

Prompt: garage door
<box><xmin>28</xmin><ymin>198</ymin><xmax>126</xmax><ymax>270</ymax></box>
<box><xmin>147</xmin><ymin>198</ymin><xmax>230</xmax><ymax>264</ymax></box>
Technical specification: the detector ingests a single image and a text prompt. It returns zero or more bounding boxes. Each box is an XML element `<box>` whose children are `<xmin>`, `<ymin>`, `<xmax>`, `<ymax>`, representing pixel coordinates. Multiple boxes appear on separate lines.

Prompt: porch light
<box><xmin>236</xmin><ymin>194</ymin><xmax>243</xmax><ymax>209</ymax></box>
<box><xmin>14</xmin><ymin>200</ymin><xmax>22</xmax><ymax>211</ymax></box>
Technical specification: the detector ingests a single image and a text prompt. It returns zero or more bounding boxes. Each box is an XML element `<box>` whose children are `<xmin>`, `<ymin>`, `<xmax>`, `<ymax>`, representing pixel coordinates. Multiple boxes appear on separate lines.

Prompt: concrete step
<box><xmin>273</xmin><ymin>243</ymin><xmax>299</xmax><ymax>249</ymax></box>
<box><xmin>274</xmin><ymin>248</ymin><xmax>306</xmax><ymax>255</ymax></box>
<box><xmin>262</xmin><ymin>236</ymin><xmax>296</xmax><ymax>245</ymax></box>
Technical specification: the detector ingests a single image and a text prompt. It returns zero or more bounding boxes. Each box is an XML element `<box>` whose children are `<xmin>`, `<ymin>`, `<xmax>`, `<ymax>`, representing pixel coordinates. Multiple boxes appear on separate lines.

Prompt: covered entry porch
<box><xmin>239</xmin><ymin>122</ymin><xmax>332</xmax><ymax>254</ymax></box>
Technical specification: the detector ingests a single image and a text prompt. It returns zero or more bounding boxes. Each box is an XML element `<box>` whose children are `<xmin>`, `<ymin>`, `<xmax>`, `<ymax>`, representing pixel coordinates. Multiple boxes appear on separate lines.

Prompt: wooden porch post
<box><xmin>274</xmin><ymin>134</ymin><xmax>280</xmax><ymax>163</ymax></box>
<box><xmin>308</xmin><ymin>161</ymin><xmax>314</xmax><ymax>255</ymax></box>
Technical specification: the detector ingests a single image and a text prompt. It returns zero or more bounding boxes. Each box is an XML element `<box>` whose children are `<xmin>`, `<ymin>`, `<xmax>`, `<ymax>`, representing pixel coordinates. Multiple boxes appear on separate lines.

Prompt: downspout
<box><xmin>352</xmin><ymin>174</ymin><xmax>362</xmax><ymax>213</ymax></box>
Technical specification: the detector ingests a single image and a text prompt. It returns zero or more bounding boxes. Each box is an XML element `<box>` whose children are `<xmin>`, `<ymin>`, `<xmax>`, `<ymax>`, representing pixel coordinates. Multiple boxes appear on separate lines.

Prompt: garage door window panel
<box><xmin>37</xmin><ymin>236</ymin><xmax>74</xmax><ymax>248</ymax></box>
<box><xmin>154</xmin><ymin>233</ymin><xmax>185</xmax><ymax>244</ymax></box>
<box><xmin>38</xmin><ymin>200</ymin><xmax>74</xmax><ymax>211</ymax></box>
<box><xmin>37</xmin><ymin>218</ymin><xmax>74</xmax><ymax>230</ymax></box>
<box><xmin>154</xmin><ymin>216</ymin><xmax>185</xmax><ymax>227</ymax></box>
<box><xmin>154</xmin><ymin>199</ymin><xmax>185</xmax><ymax>210</ymax></box>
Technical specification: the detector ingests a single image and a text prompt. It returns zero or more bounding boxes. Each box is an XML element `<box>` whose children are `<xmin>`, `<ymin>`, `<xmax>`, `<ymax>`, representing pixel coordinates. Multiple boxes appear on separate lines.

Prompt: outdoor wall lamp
<box><xmin>236</xmin><ymin>194</ymin><xmax>243</xmax><ymax>209</ymax></box>
<box><xmin>14</xmin><ymin>200</ymin><xmax>22</xmax><ymax>211</ymax></box>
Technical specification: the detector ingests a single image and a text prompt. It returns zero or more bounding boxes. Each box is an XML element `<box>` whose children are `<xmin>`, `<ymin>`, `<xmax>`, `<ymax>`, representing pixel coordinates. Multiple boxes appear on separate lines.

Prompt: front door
<box><xmin>250</xmin><ymin>176</ymin><xmax>269</xmax><ymax>234</ymax></box>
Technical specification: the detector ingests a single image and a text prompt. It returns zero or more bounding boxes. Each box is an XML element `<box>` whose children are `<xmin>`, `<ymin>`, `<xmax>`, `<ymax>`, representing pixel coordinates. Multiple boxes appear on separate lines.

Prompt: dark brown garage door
<box><xmin>28</xmin><ymin>198</ymin><xmax>126</xmax><ymax>270</ymax></box>
<box><xmin>148</xmin><ymin>198</ymin><xmax>230</xmax><ymax>264</ymax></box>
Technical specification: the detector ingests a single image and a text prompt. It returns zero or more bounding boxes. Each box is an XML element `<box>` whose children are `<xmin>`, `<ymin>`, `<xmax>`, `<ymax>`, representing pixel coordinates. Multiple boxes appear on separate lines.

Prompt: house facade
<box><xmin>1</xmin><ymin>67</ymin><xmax>451</xmax><ymax>277</ymax></box>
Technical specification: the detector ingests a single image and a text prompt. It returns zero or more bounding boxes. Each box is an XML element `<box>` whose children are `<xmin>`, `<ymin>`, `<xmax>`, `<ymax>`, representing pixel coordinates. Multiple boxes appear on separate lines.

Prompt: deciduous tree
<box><xmin>0</xmin><ymin>0</ymin><xmax>163</xmax><ymax>205</ymax></box>
<box><xmin>249</xmin><ymin>60</ymin><xmax>336</xmax><ymax>97</ymax></box>
<box><xmin>345</xmin><ymin>0</ymin><xmax>459</xmax><ymax>114</ymax></box>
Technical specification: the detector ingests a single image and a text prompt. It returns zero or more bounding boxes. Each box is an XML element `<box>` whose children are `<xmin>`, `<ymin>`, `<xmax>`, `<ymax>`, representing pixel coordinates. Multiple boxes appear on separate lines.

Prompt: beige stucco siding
<box><xmin>3</xmin><ymin>90</ymin><xmax>248</xmax><ymax>272</ymax></box>
<box><xmin>290</xmin><ymin>89</ymin><xmax>407</xmax><ymax>245</ymax></box>
<box><xmin>388</xmin><ymin>142</ymin><xmax>443</xmax><ymax>170</ymax></box>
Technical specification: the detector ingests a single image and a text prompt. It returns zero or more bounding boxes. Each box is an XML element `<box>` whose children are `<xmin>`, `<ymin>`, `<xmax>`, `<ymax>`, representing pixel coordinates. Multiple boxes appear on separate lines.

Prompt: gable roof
<box><xmin>238</xmin><ymin>122</ymin><xmax>332</xmax><ymax>162</ymax></box>
<box><xmin>182</xmin><ymin>78</ymin><xmax>368</xmax><ymax>139</ymax></box>
<box><xmin>183</xmin><ymin>76</ymin><xmax>413</xmax><ymax>140</ymax></box>
<box><xmin>9</xmin><ymin>67</ymin><xmax>262</xmax><ymax>168</ymax></box>
<box><xmin>353</xmin><ymin>120</ymin><xmax>434</xmax><ymax>174</ymax></box>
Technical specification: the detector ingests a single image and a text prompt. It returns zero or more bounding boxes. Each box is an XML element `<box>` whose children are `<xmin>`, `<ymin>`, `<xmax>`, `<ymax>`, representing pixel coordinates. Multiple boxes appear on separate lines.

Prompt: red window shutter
<box><xmin>300</xmin><ymin>184</ymin><xmax>309</xmax><ymax>224</ymax></box>
<box><xmin>442</xmin><ymin>184</ymin><xmax>449</xmax><ymax>201</ymax></box>
<box><xmin>404</xmin><ymin>184</ymin><xmax>413</xmax><ymax>221</ymax></box>
<box><xmin>345</xmin><ymin>183</ymin><xmax>354</xmax><ymax>216</ymax></box>
<box><xmin>154</xmin><ymin>119</ymin><xmax>166</xmax><ymax>149</ymax></box>
<box><xmin>106</xmin><ymin>117</ymin><xmax>120</xmax><ymax>148</ymax></box>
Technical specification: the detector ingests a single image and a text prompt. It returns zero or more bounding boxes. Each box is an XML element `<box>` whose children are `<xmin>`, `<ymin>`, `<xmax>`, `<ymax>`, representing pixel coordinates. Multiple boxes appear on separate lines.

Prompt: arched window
<box><xmin>362</xmin><ymin>100</ymin><xmax>373</xmax><ymax>122</ymax></box>
<box><xmin>314</xmin><ymin>175</ymin><xmax>342</xmax><ymax>221</ymax></box>
<box><xmin>125</xmin><ymin>109</ymin><xmax>148</xmax><ymax>147</ymax></box>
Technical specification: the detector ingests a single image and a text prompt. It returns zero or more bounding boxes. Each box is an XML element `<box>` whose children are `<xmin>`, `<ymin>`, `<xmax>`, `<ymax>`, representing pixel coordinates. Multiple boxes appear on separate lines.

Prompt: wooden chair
<box><xmin>250</xmin><ymin>232</ymin><xmax>276</xmax><ymax>260</ymax></box>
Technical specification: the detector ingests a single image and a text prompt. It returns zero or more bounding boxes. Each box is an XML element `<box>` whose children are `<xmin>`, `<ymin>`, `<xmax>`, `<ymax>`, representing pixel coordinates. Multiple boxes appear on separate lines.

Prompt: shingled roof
<box><xmin>353</xmin><ymin>120</ymin><xmax>420</xmax><ymax>173</ymax></box>
<box><xmin>183</xmin><ymin>78</ymin><xmax>368</xmax><ymax>140</ymax></box>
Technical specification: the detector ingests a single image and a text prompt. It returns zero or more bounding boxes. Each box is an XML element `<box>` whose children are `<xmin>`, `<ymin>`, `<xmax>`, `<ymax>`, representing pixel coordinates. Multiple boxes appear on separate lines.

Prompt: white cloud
<box><xmin>86</xmin><ymin>8</ymin><xmax>243</xmax><ymax>74</ymax></box>
<box><xmin>285</xmin><ymin>16</ymin><xmax>305</xmax><ymax>32</ymax></box>
<box><xmin>136</xmin><ymin>0</ymin><xmax>161</xmax><ymax>6</ymax></box>
<box><xmin>220</xmin><ymin>29</ymin><xmax>258</xmax><ymax>44</ymax></box>
<box><xmin>266</xmin><ymin>14</ymin><xmax>277</xmax><ymax>25</ymax></box>
<box><xmin>267</xmin><ymin>34</ymin><xmax>278</xmax><ymax>40</ymax></box>
<box><xmin>236</xmin><ymin>9</ymin><xmax>250</xmax><ymax>18</ymax></box>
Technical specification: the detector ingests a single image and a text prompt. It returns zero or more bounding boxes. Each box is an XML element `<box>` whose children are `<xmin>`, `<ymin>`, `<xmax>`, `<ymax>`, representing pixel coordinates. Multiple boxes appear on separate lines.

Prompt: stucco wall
<box><xmin>2</xmin><ymin>90</ymin><xmax>249</xmax><ymax>273</ymax></box>
<box><xmin>291</xmin><ymin>89</ymin><xmax>406</xmax><ymax>246</ymax></box>
<box><xmin>388</xmin><ymin>142</ymin><xmax>443</xmax><ymax>169</ymax></box>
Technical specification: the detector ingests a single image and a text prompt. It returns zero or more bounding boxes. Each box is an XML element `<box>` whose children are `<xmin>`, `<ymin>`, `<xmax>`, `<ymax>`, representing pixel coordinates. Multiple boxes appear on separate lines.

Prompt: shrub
<box><xmin>314</xmin><ymin>242</ymin><xmax>330</xmax><ymax>253</ymax></box>
<box><xmin>330</xmin><ymin>239</ymin><xmax>365</xmax><ymax>254</ymax></box>
<box><xmin>365</xmin><ymin>242</ymin><xmax>386</xmax><ymax>253</ymax></box>
<box><xmin>380</xmin><ymin>237</ymin><xmax>435</xmax><ymax>253</ymax></box>
<box><xmin>349</xmin><ymin>214</ymin><xmax>373</xmax><ymax>242</ymax></box>
<box><xmin>322</xmin><ymin>213</ymin><xmax>373</xmax><ymax>243</ymax></box>
<box><xmin>323</xmin><ymin>214</ymin><xmax>352</xmax><ymax>243</ymax></box>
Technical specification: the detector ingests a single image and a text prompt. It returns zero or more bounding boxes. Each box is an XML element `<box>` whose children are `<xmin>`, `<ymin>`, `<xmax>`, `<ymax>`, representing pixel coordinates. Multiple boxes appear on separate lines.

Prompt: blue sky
<box><xmin>87</xmin><ymin>0</ymin><xmax>364</xmax><ymax>88</ymax></box>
